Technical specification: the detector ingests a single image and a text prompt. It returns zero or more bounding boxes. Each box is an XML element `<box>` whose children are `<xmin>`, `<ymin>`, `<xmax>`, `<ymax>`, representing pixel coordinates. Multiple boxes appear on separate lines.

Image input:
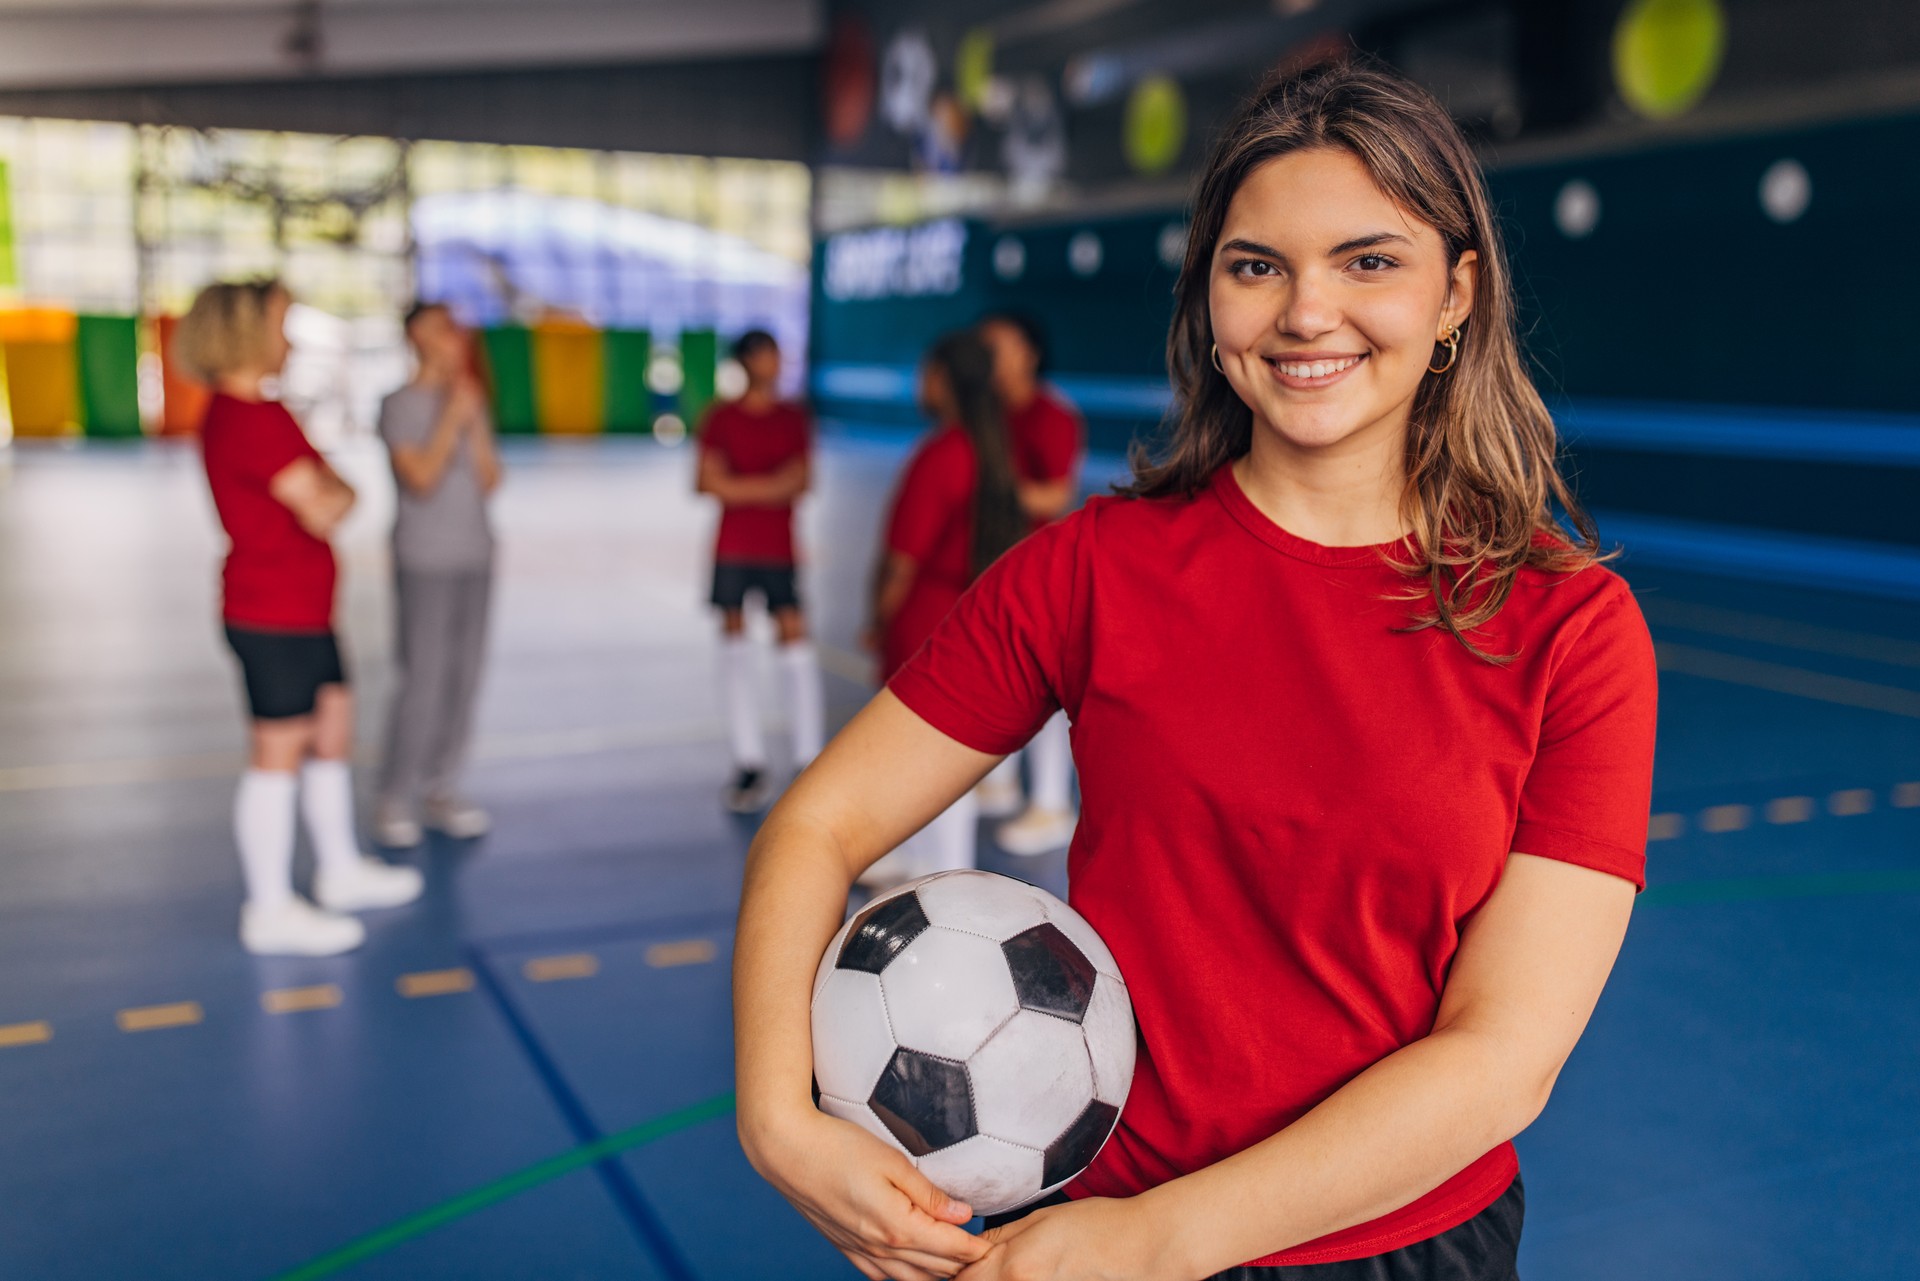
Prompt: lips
<box><xmin>1262</xmin><ymin>351</ymin><xmax>1367</xmax><ymax>388</ymax></box>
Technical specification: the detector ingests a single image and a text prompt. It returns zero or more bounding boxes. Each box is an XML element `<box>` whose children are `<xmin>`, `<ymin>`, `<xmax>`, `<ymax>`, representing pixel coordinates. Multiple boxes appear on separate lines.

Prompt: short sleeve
<box><xmin>377</xmin><ymin>390</ymin><xmax>431</xmax><ymax>451</ymax></box>
<box><xmin>1024</xmin><ymin>398</ymin><xmax>1083</xmax><ymax>483</ymax></box>
<box><xmin>1510</xmin><ymin>584</ymin><xmax>1660</xmax><ymax>889</ymax></box>
<box><xmin>885</xmin><ymin>434</ymin><xmax>969</xmax><ymax>563</ymax></box>
<box><xmin>245</xmin><ymin>404</ymin><xmax>318</xmax><ymax>485</ymax></box>
<box><xmin>697</xmin><ymin>405</ymin><xmax>731</xmax><ymax>459</ymax></box>
<box><xmin>887</xmin><ymin>511</ymin><xmax>1084</xmax><ymax>755</ymax></box>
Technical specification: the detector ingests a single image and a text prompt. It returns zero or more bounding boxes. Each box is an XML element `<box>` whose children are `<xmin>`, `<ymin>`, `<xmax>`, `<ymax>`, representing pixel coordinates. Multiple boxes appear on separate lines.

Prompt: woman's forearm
<box><xmin>733</xmin><ymin>807</ymin><xmax>863</xmax><ymax>1157</ymax></box>
<box><xmin>1145</xmin><ymin>1026</ymin><xmax>1545</xmax><ymax>1275</ymax></box>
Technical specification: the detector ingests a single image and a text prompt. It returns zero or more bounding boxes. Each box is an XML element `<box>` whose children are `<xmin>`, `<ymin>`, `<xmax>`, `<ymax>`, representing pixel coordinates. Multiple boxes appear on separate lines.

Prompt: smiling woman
<box><xmin>1135</xmin><ymin>59</ymin><xmax>1602</xmax><ymax>658</ymax></box>
<box><xmin>733</xmin><ymin>56</ymin><xmax>1656</xmax><ymax>1281</ymax></box>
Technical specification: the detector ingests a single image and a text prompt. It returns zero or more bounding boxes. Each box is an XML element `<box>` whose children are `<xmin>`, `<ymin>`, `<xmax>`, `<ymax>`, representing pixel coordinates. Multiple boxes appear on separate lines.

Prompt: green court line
<box><xmin>272</xmin><ymin>1091</ymin><xmax>736</xmax><ymax>1281</ymax></box>
<box><xmin>1642</xmin><ymin>870</ymin><xmax>1920</xmax><ymax>907</ymax></box>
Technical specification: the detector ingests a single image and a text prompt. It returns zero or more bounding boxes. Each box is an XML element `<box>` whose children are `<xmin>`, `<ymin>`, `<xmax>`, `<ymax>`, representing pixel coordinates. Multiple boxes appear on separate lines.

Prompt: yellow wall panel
<box><xmin>0</xmin><ymin>309</ymin><xmax>79</xmax><ymax>438</ymax></box>
<box><xmin>531</xmin><ymin>320</ymin><xmax>604</xmax><ymax>435</ymax></box>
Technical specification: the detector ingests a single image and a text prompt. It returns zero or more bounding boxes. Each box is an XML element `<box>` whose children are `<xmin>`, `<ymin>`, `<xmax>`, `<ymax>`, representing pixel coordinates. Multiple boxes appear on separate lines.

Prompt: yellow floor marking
<box><xmin>646</xmin><ymin>939</ymin><xmax>718</xmax><ymax>968</ymax></box>
<box><xmin>117</xmin><ymin>1001</ymin><xmax>204</xmax><ymax>1032</ymax></box>
<box><xmin>525</xmin><ymin>953</ymin><xmax>599</xmax><ymax>982</ymax></box>
<box><xmin>262</xmin><ymin>985</ymin><xmax>344</xmax><ymax>1014</ymax></box>
<box><xmin>1698</xmin><ymin>804</ymin><xmax>1751</xmax><ymax>833</ymax></box>
<box><xmin>1765</xmin><ymin>796</ymin><xmax>1816</xmax><ymax>824</ymax></box>
<box><xmin>1829</xmin><ymin>788</ymin><xmax>1875</xmax><ymax>817</ymax></box>
<box><xmin>0</xmin><ymin>1021</ymin><xmax>52</xmax><ymax>1048</ymax></box>
<box><xmin>1655</xmin><ymin>643</ymin><xmax>1920</xmax><ymax>719</ymax></box>
<box><xmin>397</xmin><ymin>968</ymin><xmax>475</xmax><ymax>998</ymax></box>
<box><xmin>1893</xmin><ymin>782</ymin><xmax>1920</xmax><ymax>809</ymax></box>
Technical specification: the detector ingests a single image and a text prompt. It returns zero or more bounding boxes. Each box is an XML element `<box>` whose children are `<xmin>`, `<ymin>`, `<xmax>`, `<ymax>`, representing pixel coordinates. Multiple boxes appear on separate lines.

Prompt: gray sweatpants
<box><xmin>379</xmin><ymin>569</ymin><xmax>493</xmax><ymax>808</ymax></box>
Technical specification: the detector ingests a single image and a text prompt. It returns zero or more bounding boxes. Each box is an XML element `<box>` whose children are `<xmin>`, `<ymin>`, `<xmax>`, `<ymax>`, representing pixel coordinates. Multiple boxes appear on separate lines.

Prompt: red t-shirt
<box><xmin>701</xmin><ymin>399</ymin><xmax>811</xmax><ymax>565</ymax></box>
<box><xmin>200</xmin><ymin>394</ymin><xmax>337</xmax><ymax>632</ymax></box>
<box><xmin>880</xmin><ymin>424</ymin><xmax>976</xmax><ymax>681</ymax></box>
<box><xmin>888</xmin><ymin>466</ymin><xmax>1657</xmax><ymax>1266</ymax></box>
<box><xmin>1006</xmin><ymin>388</ymin><xmax>1083</xmax><ymax>487</ymax></box>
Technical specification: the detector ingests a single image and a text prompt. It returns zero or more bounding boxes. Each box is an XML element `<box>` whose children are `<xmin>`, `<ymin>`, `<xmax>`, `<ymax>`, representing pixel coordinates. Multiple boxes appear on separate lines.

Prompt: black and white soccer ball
<box><xmin>810</xmin><ymin>869</ymin><xmax>1135</xmax><ymax>1215</ymax></box>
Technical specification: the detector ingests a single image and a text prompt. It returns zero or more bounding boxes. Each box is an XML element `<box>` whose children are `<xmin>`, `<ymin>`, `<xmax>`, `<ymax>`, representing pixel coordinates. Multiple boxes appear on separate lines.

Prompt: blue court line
<box><xmin>815</xmin><ymin>365</ymin><xmax>1920</xmax><ymax>466</ymax></box>
<box><xmin>1594</xmin><ymin>510</ymin><xmax>1920</xmax><ymax>601</ymax></box>
<box><xmin>466</xmin><ymin>946</ymin><xmax>700</xmax><ymax>1281</ymax></box>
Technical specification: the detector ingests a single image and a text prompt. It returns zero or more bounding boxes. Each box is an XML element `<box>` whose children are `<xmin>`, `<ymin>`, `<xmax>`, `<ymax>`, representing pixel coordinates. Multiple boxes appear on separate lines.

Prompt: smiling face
<box><xmin>1208</xmin><ymin>146</ymin><xmax>1476</xmax><ymax>461</ymax></box>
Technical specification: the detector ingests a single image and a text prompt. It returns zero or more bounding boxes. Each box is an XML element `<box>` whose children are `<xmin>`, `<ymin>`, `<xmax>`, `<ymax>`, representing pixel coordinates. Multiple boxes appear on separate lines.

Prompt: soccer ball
<box><xmin>810</xmin><ymin>869</ymin><xmax>1135</xmax><ymax>1215</ymax></box>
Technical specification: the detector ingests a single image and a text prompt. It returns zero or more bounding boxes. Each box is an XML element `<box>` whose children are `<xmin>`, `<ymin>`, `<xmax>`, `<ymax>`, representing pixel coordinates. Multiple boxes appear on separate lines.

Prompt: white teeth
<box><xmin>1276</xmin><ymin>355</ymin><xmax>1359</xmax><ymax>379</ymax></box>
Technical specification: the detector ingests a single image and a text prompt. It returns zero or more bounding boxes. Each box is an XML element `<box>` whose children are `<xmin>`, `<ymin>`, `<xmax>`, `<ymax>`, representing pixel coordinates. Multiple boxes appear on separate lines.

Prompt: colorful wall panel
<box><xmin>0</xmin><ymin>308</ymin><xmax>78</xmax><ymax>438</ymax></box>
<box><xmin>602</xmin><ymin>329</ymin><xmax>652</xmax><ymax>434</ymax></box>
<box><xmin>530</xmin><ymin>319</ymin><xmax>605</xmax><ymax>436</ymax></box>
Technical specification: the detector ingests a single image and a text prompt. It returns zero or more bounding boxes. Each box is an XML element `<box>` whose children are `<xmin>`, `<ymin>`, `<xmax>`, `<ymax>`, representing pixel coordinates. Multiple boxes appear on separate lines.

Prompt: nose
<box><xmin>1276</xmin><ymin>270</ymin><xmax>1340</xmax><ymax>342</ymax></box>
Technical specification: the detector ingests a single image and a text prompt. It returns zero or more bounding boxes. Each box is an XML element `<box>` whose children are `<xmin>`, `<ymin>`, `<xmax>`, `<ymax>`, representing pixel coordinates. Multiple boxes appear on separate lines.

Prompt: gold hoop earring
<box><xmin>1211</xmin><ymin>343</ymin><xmax>1224</xmax><ymax>374</ymax></box>
<box><xmin>1428</xmin><ymin>324</ymin><xmax>1460</xmax><ymax>375</ymax></box>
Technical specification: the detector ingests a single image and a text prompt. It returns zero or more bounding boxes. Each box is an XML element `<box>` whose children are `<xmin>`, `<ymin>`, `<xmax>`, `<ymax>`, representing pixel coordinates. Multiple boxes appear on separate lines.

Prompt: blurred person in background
<box><xmin>975</xmin><ymin>310</ymin><xmax>1085</xmax><ymax>857</ymax></box>
<box><xmin>696</xmin><ymin>329</ymin><xmax>825</xmax><ymax>815</ymax></box>
<box><xmin>373</xmin><ymin>302</ymin><xmax>501</xmax><ymax>848</ymax></box>
<box><xmin>858</xmin><ymin>329</ymin><xmax>1028</xmax><ymax>884</ymax></box>
<box><xmin>180</xmin><ymin>279</ymin><xmax>423</xmax><ymax>958</ymax></box>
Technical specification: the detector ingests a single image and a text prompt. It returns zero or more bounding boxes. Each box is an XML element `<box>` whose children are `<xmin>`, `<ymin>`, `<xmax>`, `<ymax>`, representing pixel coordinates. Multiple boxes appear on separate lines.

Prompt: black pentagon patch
<box><xmin>1002</xmin><ymin>923</ymin><xmax>1096</xmax><ymax>1023</ymax></box>
<box><xmin>1041</xmin><ymin>1099</ymin><xmax>1119</xmax><ymax>1188</ymax></box>
<box><xmin>836</xmin><ymin>892</ymin><xmax>931</xmax><ymax>974</ymax></box>
<box><xmin>869</xmin><ymin>1047</ymin><xmax>975</xmax><ymax>1157</ymax></box>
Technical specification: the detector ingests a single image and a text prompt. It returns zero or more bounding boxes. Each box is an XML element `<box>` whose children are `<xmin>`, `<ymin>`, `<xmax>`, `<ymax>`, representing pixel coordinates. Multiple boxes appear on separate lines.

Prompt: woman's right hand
<box><xmin>746</xmin><ymin>1106</ymin><xmax>990</xmax><ymax>1280</ymax></box>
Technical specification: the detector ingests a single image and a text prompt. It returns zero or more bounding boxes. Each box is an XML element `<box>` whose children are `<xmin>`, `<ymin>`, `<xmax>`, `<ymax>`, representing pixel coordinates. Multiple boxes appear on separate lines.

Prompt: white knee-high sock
<box><xmin>720</xmin><ymin>636</ymin><xmax>766</xmax><ymax>769</ymax></box>
<box><xmin>300</xmin><ymin>758</ymin><xmax>364</xmax><ymax>872</ymax></box>
<box><xmin>235</xmin><ymin>770</ymin><xmax>298</xmax><ymax>908</ymax></box>
<box><xmin>780</xmin><ymin>639</ymin><xmax>825</xmax><ymax>767</ymax></box>
<box><xmin>1030</xmin><ymin>712</ymin><xmax>1075</xmax><ymax>813</ymax></box>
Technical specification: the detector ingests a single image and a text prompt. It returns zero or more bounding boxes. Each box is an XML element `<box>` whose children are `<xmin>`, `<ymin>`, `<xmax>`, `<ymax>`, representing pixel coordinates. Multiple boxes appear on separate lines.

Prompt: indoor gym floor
<box><xmin>0</xmin><ymin>427</ymin><xmax>1914</xmax><ymax>1279</ymax></box>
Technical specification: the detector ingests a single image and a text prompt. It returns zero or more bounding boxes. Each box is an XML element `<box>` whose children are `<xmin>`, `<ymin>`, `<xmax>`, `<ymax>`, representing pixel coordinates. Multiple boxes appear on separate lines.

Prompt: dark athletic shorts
<box><xmin>224</xmin><ymin>626</ymin><xmax>348</xmax><ymax>720</ymax></box>
<box><xmin>986</xmin><ymin>1175</ymin><xmax>1522</xmax><ymax>1281</ymax></box>
<box><xmin>710</xmin><ymin>562</ymin><xmax>800</xmax><ymax>612</ymax></box>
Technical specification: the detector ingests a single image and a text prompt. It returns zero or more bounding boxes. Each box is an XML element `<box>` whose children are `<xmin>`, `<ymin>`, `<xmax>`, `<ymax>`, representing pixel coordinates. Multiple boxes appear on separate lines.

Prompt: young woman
<box><xmin>696</xmin><ymin>330</ymin><xmax>825</xmax><ymax>814</ymax></box>
<box><xmin>181</xmin><ymin>279</ymin><xmax>424</xmax><ymax>958</ymax></box>
<box><xmin>733</xmin><ymin>58</ymin><xmax>1657</xmax><ymax>1281</ymax></box>
<box><xmin>860</xmin><ymin>330</ymin><xmax>1027</xmax><ymax>882</ymax></box>
<box><xmin>374</xmin><ymin>301</ymin><xmax>501</xmax><ymax>848</ymax></box>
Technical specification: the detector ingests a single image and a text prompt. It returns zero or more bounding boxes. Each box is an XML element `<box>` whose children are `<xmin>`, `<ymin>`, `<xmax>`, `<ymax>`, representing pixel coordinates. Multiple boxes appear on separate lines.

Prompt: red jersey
<box><xmin>888</xmin><ymin>466</ymin><xmax>1657</xmax><ymax>1266</ymax></box>
<box><xmin>880</xmin><ymin>424</ymin><xmax>975</xmax><ymax>680</ymax></box>
<box><xmin>701</xmin><ymin>399</ymin><xmax>811</xmax><ymax>565</ymax></box>
<box><xmin>1006</xmin><ymin>388</ymin><xmax>1082</xmax><ymax>486</ymax></box>
<box><xmin>200</xmin><ymin>394</ymin><xmax>337</xmax><ymax>632</ymax></box>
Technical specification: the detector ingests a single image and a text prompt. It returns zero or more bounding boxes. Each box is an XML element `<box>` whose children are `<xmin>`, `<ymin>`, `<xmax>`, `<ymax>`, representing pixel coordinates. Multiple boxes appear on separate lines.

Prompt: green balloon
<box><xmin>1125</xmin><ymin>76</ymin><xmax>1187</xmax><ymax>176</ymax></box>
<box><xmin>1613</xmin><ymin>0</ymin><xmax>1726</xmax><ymax>119</ymax></box>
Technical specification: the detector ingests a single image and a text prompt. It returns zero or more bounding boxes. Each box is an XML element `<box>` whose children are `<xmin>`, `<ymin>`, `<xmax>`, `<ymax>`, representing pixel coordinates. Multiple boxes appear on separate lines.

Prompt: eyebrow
<box><xmin>1218</xmin><ymin>231</ymin><xmax>1415</xmax><ymax>260</ymax></box>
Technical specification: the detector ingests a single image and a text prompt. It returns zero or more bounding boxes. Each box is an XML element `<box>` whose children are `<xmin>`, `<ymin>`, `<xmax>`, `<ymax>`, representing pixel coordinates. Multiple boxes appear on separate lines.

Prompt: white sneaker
<box><xmin>975</xmin><ymin>774</ymin><xmax>1025</xmax><ymax>819</ymax></box>
<box><xmin>241</xmin><ymin>898</ymin><xmax>366</xmax><ymax>957</ymax></box>
<box><xmin>315</xmin><ymin>857</ymin><xmax>425</xmax><ymax>912</ymax></box>
<box><xmin>424</xmin><ymin>794</ymin><xmax>491</xmax><ymax>839</ymax></box>
<box><xmin>996</xmin><ymin>807</ymin><xmax>1077</xmax><ymax>857</ymax></box>
<box><xmin>374</xmin><ymin>801</ymin><xmax>424</xmax><ymax>849</ymax></box>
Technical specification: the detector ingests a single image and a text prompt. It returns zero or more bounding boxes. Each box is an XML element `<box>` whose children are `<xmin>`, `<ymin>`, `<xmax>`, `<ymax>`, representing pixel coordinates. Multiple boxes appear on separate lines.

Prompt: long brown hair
<box><xmin>1129</xmin><ymin>57</ymin><xmax>1604</xmax><ymax>658</ymax></box>
<box><xmin>926</xmin><ymin>330</ymin><xmax>1028</xmax><ymax>580</ymax></box>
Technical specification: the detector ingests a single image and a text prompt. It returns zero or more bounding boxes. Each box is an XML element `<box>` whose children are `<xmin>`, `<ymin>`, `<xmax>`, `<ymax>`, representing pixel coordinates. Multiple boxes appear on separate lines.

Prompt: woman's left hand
<box><xmin>957</xmin><ymin>1196</ymin><xmax>1188</xmax><ymax>1281</ymax></box>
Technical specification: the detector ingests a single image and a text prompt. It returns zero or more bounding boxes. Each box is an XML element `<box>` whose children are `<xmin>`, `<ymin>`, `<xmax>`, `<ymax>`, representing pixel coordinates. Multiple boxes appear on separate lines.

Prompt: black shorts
<box><xmin>986</xmin><ymin>1175</ymin><xmax>1522</xmax><ymax>1281</ymax></box>
<box><xmin>710</xmin><ymin>562</ymin><xmax>800</xmax><ymax>612</ymax></box>
<box><xmin>224</xmin><ymin>626</ymin><xmax>348</xmax><ymax>720</ymax></box>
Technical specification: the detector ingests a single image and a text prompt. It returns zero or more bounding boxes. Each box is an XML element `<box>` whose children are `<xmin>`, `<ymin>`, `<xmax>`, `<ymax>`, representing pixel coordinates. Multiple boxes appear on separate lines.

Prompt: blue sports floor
<box><xmin>0</xmin><ymin>431</ymin><xmax>1914</xmax><ymax>1279</ymax></box>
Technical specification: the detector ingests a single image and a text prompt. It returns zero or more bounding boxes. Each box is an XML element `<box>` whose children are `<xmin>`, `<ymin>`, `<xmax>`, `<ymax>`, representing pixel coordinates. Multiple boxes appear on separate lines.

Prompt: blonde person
<box><xmin>373</xmin><ymin>302</ymin><xmax>500</xmax><ymax>847</ymax></box>
<box><xmin>733</xmin><ymin>60</ymin><xmax>1656</xmax><ymax>1280</ymax></box>
<box><xmin>180</xmin><ymin>280</ymin><xmax>423</xmax><ymax>958</ymax></box>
